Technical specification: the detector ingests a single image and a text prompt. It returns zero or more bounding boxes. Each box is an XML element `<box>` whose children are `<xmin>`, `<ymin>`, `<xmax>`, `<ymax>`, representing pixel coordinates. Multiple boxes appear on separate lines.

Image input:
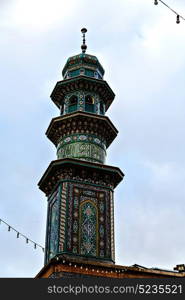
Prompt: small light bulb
<box><xmin>17</xmin><ymin>232</ymin><xmax>19</xmax><ymax>238</ymax></box>
<box><xmin>176</xmin><ymin>15</ymin><xmax>180</xmax><ymax>24</ymax></box>
<box><xmin>154</xmin><ymin>0</ymin><xmax>158</xmax><ymax>5</ymax></box>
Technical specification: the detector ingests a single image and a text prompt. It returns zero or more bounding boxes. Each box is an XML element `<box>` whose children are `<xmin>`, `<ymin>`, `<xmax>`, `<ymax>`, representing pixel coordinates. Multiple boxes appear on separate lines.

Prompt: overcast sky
<box><xmin>0</xmin><ymin>0</ymin><xmax>185</xmax><ymax>277</ymax></box>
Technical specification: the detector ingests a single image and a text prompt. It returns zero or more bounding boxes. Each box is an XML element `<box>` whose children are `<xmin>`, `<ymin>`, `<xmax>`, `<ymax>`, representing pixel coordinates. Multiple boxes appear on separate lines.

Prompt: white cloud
<box><xmin>143</xmin><ymin>160</ymin><xmax>181</xmax><ymax>183</ymax></box>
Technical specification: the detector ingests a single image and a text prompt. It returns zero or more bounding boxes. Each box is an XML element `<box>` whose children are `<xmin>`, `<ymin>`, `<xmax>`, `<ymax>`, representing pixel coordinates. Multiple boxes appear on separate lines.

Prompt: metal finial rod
<box><xmin>81</xmin><ymin>28</ymin><xmax>87</xmax><ymax>54</ymax></box>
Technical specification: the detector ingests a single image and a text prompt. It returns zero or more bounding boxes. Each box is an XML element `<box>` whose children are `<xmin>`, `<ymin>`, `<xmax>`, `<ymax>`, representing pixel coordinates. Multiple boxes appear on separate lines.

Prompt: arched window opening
<box><xmin>85</xmin><ymin>95</ymin><xmax>95</xmax><ymax>113</ymax></box>
<box><xmin>65</xmin><ymin>72</ymin><xmax>70</xmax><ymax>79</ymax></box>
<box><xmin>60</xmin><ymin>103</ymin><xmax>64</xmax><ymax>115</ymax></box>
<box><xmin>100</xmin><ymin>101</ymin><xmax>104</xmax><ymax>115</ymax></box>
<box><xmin>68</xmin><ymin>95</ymin><xmax>78</xmax><ymax>113</ymax></box>
<box><xmin>94</xmin><ymin>71</ymin><xmax>98</xmax><ymax>79</ymax></box>
<box><xmin>80</xmin><ymin>68</ymin><xmax>85</xmax><ymax>75</ymax></box>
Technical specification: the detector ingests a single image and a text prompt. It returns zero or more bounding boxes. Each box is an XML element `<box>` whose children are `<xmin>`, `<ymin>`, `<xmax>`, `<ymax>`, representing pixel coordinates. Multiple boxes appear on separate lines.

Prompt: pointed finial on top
<box><xmin>81</xmin><ymin>28</ymin><xmax>87</xmax><ymax>53</ymax></box>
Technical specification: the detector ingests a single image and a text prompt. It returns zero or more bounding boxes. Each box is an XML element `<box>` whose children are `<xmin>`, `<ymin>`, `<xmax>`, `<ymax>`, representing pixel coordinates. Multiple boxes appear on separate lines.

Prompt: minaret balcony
<box><xmin>46</xmin><ymin>111</ymin><xmax>118</xmax><ymax>150</ymax></box>
<box><xmin>50</xmin><ymin>76</ymin><xmax>115</xmax><ymax>113</ymax></box>
<box><xmin>38</xmin><ymin>158</ymin><xmax>124</xmax><ymax>197</ymax></box>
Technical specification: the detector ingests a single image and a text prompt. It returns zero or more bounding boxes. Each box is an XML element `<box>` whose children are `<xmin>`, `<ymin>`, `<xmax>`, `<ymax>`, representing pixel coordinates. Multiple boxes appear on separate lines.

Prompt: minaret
<box><xmin>37</xmin><ymin>29</ymin><xmax>124</xmax><ymax>277</ymax></box>
<box><xmin>36</xmin><ymin>29</ymin><xmax>185</xmax><ymax>279</ymax></box>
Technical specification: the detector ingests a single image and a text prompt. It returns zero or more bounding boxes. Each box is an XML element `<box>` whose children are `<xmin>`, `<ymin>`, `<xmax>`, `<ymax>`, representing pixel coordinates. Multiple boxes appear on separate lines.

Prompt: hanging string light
<box><xmin>176</xmin><ymin>15</ymin><xmax>180</xmax><ymax>24</ymax></box>
<box><xmin>154</xmin><ymin>0</ymin><xmax>185</xmax><ymax>23</ymax></box>
<box><xmin>0</xmin><ymin>217</ymin><xmax>55</xmax><ymax>257</ymax></box>
<box><xmin>0</xmin><ymin>218</ymin><xmax>44</xmax><ymax>253</ymax></box>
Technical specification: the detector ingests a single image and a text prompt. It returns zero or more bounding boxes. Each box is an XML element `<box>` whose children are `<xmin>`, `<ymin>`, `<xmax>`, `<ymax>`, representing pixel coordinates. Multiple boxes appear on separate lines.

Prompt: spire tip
<box><xmin>81</xmin><ymin>28</ymin><xmax>87</xmax><ymax>53</ymax></box>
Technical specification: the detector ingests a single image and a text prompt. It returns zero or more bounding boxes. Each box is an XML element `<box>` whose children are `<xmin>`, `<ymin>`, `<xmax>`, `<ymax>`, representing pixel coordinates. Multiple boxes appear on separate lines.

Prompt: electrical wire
<box><xmin>154</xmin><ymin>0</ymin><xmax>185</xmax><ymax>23</ymax></box>
<box><xmin>0</xmin><ymin>218</ymin><xmax>45</xmax><ymax>253</ymax></box>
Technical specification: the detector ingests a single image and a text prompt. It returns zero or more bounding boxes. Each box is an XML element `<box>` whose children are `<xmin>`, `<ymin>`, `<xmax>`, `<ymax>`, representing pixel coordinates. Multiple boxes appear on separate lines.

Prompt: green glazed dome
<box><xmin>62</xmin><ymin>53</ymin><xmax>105</xmax><ymax>80</ymax></box>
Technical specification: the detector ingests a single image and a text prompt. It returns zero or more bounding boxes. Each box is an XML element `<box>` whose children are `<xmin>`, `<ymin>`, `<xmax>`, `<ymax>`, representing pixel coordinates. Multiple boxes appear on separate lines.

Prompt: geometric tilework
<box><xmin>45</xmin><ymin>187</ymin><xmax>60</xmax><ymax>263</ymax></box>
<box><xmin>45</xmin><ymin>179</ymin><xmax>115</xmax><ymax>265</ymax></box>
<box><xmin>59</xmin><ymin>182</ymin><xmax>67</xmax><ymax>252</ymax></box>
<box><xmin>65</xmin><ymin>181</ymin><xmax>114</xmax><ymax>262</ymax></box>
<box><xmin>79</xmin><ymin>200</ymin><xmax>97</xmax><ymax>256</ymax></box>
